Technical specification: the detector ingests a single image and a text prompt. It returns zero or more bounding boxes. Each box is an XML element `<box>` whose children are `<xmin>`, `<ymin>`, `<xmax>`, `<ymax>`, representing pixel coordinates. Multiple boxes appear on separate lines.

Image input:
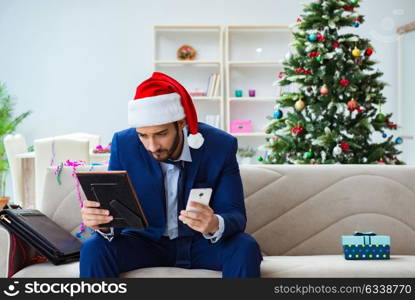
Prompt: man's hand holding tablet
<box><xmin>81</xmin><ymin>199</ymin><xmax>113</xmax><ymax>232</ymax></box>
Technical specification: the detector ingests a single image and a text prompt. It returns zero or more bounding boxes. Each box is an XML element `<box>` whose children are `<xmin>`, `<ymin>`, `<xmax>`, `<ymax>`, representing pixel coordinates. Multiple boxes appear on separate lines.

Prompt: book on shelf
<box><xmin>205</xmin><ymin>73</ymin><xmax>220</xmax><ymax>97</ymax></box>
<box><xmin>212</xmin><ymin>73</ymin><xmax>220</xmax><ymax>97</ymax></box>
<box><xmin>206</xmin><ymin>74</ymin><xmax>214</xmax><ymax>97</ymax></box>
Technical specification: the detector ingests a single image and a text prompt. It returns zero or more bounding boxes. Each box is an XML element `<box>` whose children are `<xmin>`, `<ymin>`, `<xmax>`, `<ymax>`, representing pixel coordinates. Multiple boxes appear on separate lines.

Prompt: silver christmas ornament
<box><xmin>332</xmin><ymin>145</ymin><xmax>342</xmax><ymax>157</ymax></box>
<box><xmin>321</xmin><ymin>151</ymin><xmax>327</xmax><ymax>162</ymax></box>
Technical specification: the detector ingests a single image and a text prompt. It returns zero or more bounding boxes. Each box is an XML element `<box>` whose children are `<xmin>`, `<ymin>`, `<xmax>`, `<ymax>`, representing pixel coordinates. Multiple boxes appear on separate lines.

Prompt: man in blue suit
<box><xmin>79</xmin><ymin>72</ymin><xmax>263</xmax><ymax>278</ymax></box>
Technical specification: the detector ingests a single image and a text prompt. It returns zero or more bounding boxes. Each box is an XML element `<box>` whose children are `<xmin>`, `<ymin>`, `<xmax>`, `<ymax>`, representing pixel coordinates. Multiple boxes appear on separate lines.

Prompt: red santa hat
<box><xmin>128</xmin><ymin>72</ymin><xmax>204</xmax><ymax>149</ymax></box>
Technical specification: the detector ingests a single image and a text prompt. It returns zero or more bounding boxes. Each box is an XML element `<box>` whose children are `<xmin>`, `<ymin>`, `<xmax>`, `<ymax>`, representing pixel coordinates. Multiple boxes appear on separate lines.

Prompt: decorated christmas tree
<box><xmin>261</xmin><ymin>0</ymin><xmax>405</xmax><ymax>165</ymax></box>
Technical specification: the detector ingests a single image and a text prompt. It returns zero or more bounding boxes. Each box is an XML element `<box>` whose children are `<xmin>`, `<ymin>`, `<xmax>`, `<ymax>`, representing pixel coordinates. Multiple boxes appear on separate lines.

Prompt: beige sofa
<box><xmin>2</xmin><ymin>164</ymin><xmax>415</xmax><ymax>277</ymax></box>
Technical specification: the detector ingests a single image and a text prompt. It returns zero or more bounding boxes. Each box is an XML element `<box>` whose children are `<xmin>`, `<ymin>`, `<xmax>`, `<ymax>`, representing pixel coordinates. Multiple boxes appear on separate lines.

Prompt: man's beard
<box><xmin>149</xmin><ymin>122</ymin><xmax>181</xmax><ymax>162</ymax></box>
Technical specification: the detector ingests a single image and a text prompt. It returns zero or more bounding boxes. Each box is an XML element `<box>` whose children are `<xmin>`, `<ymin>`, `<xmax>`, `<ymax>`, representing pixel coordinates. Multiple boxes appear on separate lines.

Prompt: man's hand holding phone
<box><xmin>80</xmin><ymin>200</ymin><xmax>113</xmax><ymax>232</ymax></box>
<box><xmin>178</xmin><ymin>188</ymin><xmax>219</xmax><ymax>235</ymax></box>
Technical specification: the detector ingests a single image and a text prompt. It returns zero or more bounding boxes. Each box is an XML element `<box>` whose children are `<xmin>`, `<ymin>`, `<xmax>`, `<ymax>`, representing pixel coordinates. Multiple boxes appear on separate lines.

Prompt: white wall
<box><xmin>1</xmin><ymin>0</ymin><xmax>414</xmax><ymax>146</ymax></box>
<box><xmin>1</xmin><ymin>0</ymin><xmax>414</xmax><ymax>202</ymax></box>
<box><xmin>400</xmin><ymin>30</ymin><xmax>415</xmax><ymax>164</ymax></box>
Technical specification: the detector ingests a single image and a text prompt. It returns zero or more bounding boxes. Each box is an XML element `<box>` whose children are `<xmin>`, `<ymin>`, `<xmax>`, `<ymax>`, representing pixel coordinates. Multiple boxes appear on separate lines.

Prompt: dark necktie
<box><xmin>163</xmin><ymin>159</ymin><xmax>193</xmax><ymax>268</ymax></box>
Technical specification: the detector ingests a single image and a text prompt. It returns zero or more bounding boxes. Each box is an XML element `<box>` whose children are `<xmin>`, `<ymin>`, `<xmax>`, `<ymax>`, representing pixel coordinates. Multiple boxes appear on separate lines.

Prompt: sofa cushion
<box><xmin>12</xmin><ymin>261</ymin><xmax>79</xmax><ymax>278</ymax></box>
<box><xmin>120</xmin><ymin>267</ymin><xmax>221</xmax><ymax>278</ymax></box>
<box><xmin>261</xmin><ymin>255</ymin><xmax>415</xmax><ymax>278</ymax></box>
<box><xmin>12</xmin><ymin>255</ymin><xmax>415</xmax><ymax>278</ymax></box>
<box><xmin>11</xmin><ymin>261</ymin><xmax>221</xmax><ymax>278</ymax></box>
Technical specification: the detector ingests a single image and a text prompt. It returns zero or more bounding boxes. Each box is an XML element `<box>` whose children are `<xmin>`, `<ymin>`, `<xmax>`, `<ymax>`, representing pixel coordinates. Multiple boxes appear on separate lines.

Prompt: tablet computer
<box><xmin>76</xmin><ymin>171</ymin><xmax>148</xmax><ymax>229</ymax></box>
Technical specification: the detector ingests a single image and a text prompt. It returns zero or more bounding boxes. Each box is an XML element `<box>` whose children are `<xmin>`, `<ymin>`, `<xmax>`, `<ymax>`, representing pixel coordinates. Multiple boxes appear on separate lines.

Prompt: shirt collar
<box><xmin>175</xmin><ymin>125</ymin><xmax>192</xmax><ymax>162</ymax></box>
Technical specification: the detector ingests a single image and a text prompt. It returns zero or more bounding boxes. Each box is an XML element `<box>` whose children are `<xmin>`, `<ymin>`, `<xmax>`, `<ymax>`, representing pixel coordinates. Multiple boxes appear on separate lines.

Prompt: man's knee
<box><xmin>226</xmin><ymin>233</ymin><xmax>262</xmax><ymax>259</ymax></box>
<box><xmin>80</xmin><ymin>233</ymin><xmax>113</xmax><ymax>261</ymax></box>
<box><xmin>80</xmin><ymin>233</ymin><xmax>121</xmax><ymax>277</ymax></box>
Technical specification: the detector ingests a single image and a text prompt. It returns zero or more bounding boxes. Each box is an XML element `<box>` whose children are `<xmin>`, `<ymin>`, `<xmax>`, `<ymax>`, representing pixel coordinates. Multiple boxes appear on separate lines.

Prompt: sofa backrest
<box><xmin>42</xmin><ymin>164</ymin><xmax>415</xmax><ymax>256</ymax></box>
<box><xmin>41</xmin><ymin>165</ymin><xmax>107</xmax><ymax>240</ymax></box>
<box><xmin>241</xmin><ymin>165</ymin><xmax>415</xmax><ymax>256</ymax></box>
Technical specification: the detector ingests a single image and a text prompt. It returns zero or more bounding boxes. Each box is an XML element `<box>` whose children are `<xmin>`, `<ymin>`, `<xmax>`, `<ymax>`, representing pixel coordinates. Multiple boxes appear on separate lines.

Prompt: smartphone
<box><xmin>186</xmin><ymin>188</ymin><xmax>213</xmax><ymax>213</ymax></box>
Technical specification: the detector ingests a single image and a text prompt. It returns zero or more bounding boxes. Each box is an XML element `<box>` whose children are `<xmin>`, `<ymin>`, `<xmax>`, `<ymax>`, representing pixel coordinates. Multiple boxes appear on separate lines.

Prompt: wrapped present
<box><xmin>341</xmin><ymin>232</ymin><xmax>390</xmax><ymax>260</ymax></box>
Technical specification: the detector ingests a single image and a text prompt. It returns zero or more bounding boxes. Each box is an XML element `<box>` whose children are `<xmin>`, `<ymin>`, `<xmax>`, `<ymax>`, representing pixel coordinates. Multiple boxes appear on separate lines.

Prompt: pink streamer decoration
<box><xmin>52</xmin><ymin>159</ymin><xmax>107</xmax><ymax>239</ymax></box>
<box><xmin>53</xmin><ymin>159</ymin><xmax>88</xmax><ymax>239</ymax></box>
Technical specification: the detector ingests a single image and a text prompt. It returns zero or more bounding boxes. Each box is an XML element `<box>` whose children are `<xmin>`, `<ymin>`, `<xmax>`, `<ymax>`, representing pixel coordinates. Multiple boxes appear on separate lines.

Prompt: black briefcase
<box><xmin>0</xmin><ymin>209</ymin><xmax>82</xmax><ymax>265</ymax></box>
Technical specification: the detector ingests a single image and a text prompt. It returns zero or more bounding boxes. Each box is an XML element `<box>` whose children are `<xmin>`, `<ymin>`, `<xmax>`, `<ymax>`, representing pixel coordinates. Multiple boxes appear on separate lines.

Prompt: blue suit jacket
<box><xmin>108</xmin><ymin>122</ymin><xmax>246</xmax><ymax>242</ymax></box>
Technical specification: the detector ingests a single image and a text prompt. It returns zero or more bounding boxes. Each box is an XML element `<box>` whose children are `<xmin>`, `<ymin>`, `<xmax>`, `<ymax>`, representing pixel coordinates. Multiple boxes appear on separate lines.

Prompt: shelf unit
<box><xmin>225</xmin><ymin>25</ymin><xmax>292</xmax><ymax>156</ymax></box>
<box><xmin>153</xmin><ymin>25</ymin><xmax>292</xmax><ymax>163</ymax></box>
<box><xmin>154</xmin><ymin>25</ymin><xmax>224</xmax><ymax>130</ymax></box>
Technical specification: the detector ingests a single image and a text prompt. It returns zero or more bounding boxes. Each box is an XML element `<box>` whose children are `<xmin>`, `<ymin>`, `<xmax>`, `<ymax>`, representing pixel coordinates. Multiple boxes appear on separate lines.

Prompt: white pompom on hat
<box><xmin>128</xmin><ymin>72</ymin><xmax>204</xmax><ymax>149</ymax></box>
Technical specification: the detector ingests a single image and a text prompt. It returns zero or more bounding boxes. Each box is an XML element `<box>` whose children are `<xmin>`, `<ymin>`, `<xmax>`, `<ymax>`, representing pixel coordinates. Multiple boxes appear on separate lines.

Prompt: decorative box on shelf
<box><xmin>341</xmin><ymin>232</ymin><xmax>391</xmax><ymax>260</ymax></box>
<box><xmin>231</xmin><ymin>120</ymin><xmax>252</xmax><ymax>133</ymax></box>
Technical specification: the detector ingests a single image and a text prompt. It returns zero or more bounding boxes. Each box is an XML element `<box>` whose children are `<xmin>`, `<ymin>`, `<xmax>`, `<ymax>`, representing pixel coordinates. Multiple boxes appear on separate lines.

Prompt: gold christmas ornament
<box><xmin>352</xmin><ymin>46</ymin><xmax>361</xmax><ymax>57</ymax></box>
<box><xmin>295</xmin><ymin>99</ymin><xmax>306</xmax><ymax>111</ymax></box>
<box><xmin>177</xmin><ymin>45</ymin><xmax>197</xmax><ymax>60</ymax></box>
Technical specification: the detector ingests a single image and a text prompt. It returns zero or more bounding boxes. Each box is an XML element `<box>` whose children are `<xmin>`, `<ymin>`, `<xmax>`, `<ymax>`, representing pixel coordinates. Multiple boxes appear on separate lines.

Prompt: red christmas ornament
<box><xmin>386</xmin><ymin>120</ymin><xmax>398</xmax><ymax>129</ymax></box>
<box><xmin>347</xmin><ymin>98</ymin><xmax>359</xmax><ymax>111</ymax></box>
<box><xmin>308</xmin><ymin>51</ymin><xmax>320</xmax><ymax>58</ymax></box>
<box><xmin>357</xmin><ymin>107</ymin><xmax>363</xmax><ymax>113</ymax></box>
<box><xmin>320</xmin><ymin>84</ymin><xmax>329</xmax><ymax>95</ymax></box>
<box><xmin>291</xmin><ymin>125</ymin><xmax>304</xmax><ymax>136</ymax></box>
<box><xmin>344</xmin><ymin>5</ymin><xmax>355</xmax><ymax>11</ymax></box>
<box><xmin>278</xmin><ymin>72</ymin><xmax>284</xmax><ymax>79</ymax></box>
<box><xmin>294</xmin><ymin>68</ymin><xmax>312</xmax><ymax>75</ymax></box>
<box><xmin>297</xmin><ymin>18</ymin><xmax>302</xmax><ymax>22</ymax></box>
<box><xmin>340</xmin><ymin>141</ymin><xmax>350</xmax><ymax>152</ymax></box>
<box><xmin>365</xmin><ymin>48</ymin><xmax>374</xmax><ymax>56</ymax></box>
<box><xmin>332</xmin><ymin>42</ymin><xmax>340</xmax><ymax>48</ymax></box>
<box><xmin>317</xmin><ymin>33</ymin><xmax>325</xmax><ymax>42</ymax></box>
<box><xmin>340</xmin><ymin>78</ymin><xmax>350</xmax><ymax>87</ymax></box>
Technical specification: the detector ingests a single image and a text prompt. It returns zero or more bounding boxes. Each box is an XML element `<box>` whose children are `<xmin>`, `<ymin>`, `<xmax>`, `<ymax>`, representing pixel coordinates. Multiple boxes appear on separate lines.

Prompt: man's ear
<box><xmin>177</xmin><ymin>118</ymin><xmax>186</xmax><ymax>130</ymax></box>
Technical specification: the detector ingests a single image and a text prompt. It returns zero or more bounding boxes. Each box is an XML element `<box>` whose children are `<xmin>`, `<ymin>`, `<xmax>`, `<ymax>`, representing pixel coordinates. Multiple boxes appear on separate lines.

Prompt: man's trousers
<box><xmin>79</xmin><ymin>231</ymin><xmax>263</xmax><ymax>278</ymax></box>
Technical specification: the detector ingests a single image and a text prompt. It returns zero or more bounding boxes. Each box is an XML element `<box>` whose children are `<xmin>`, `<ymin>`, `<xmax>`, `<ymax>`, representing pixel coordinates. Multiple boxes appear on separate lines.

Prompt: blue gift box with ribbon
<box><xmin>341</xmin><ymin>232</ymin><xmax>390</xmax><ymax>260</ymax></box>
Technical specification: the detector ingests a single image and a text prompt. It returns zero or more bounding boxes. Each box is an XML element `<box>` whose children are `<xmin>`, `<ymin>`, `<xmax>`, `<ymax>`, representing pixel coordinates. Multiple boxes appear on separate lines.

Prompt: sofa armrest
<box><xmin>0</xmin><ymin>225</ymin><xmax>10</xmax><ymax>277</ymax></box>
<box><xmin>0</xmin><ymin>225</ymin><xmax>38</xmax><ymax>278</ymax></box>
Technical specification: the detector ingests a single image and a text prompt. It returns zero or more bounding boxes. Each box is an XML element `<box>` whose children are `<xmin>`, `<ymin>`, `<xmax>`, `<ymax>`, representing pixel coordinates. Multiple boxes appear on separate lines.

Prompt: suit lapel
<box><xmin>183</xmin><ymin>144</ymin><xmax>203</xmax><ymax>205</ymax></box>
<box><xmin>129</xmin><ymin>132</ymin><xmax>166</xmax><ymax>226</ymax></box>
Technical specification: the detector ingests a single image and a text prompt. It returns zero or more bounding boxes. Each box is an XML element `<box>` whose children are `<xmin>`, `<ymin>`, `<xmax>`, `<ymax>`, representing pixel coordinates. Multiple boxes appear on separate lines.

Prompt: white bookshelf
<box><xmin>232</xmin><ymin>132</ymin><xmax>272</xmax><ymax>137</ymax></box>
<box><xmin>154</xmin><ymin>25</ymin><xmax>224</xmax><ymax>130</ymax></box>
<box><xmin>225</xmin><ymin>25</ymin><xmax>292</xmax><ymax>160</ymax></box>
<box><xmin>153</xmin><ymin>25</ymin><xmax>292</xmax><ymax>163</ymax></box>
<box><xmin>155</xmin><ymin>61</ymin><xmax>221</xmax><ymax>66</ymax></box>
